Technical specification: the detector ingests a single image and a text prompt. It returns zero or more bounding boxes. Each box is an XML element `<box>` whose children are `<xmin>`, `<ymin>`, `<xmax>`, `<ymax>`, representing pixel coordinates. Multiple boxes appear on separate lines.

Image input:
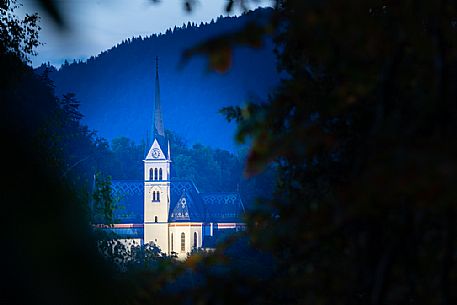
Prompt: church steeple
<box><xmin>145</xmin><ymin>56</ymin><xmax>169</xmax><ymax>160</ymax></box>
<box><xmin>154</xmin><ymin>56</ymin><xmax>165</xmax><ymax>138</ymax></box>
<box><xmin>144</xmin><ymin>57</ymin><xmax>171</xmax><ymax>255</ymax></box>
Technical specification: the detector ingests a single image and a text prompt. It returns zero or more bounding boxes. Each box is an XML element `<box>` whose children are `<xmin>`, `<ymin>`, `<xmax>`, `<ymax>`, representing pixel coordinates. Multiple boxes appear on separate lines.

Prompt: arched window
<box><xmin>157</xmin><ymin>191</ymin><xmax>160</xmax><ymax>201</ymax></box>
<box><xmin>193</xmin><ymin>232</ymin><xmax>197</xmax><ymax>248</ymax></box>
<box><xmin>159</xmin><ymin>168</ymin><xmax>163</xmax><ymax>180</ymax></box>
<box><xmin>149</xmin><ymin>168</ymin><xmax>154</xmax><ymax>180</ymax></box>
<box><xmin>152</xmin><ymin>191</ymin><xmax>156</xmax><ymax>201</ymax></box>
<box><xmin>171</xmin><ymin>233</ymin><xmax>174</xmax><ymax>252</ymax></box>
<box><xmin>181</xmin><ymin>233</ymin><xmax>185</xmax><ymax>252</ymax></box>
<box><xmin>154</xmin><ymin>168</ymin><xmax>158</xmax><ymax>180</ymax></box>
<box><xmin>154</xmin><ymin>216</ymin><xmax>158</xmax><ymax>223</ymax></box>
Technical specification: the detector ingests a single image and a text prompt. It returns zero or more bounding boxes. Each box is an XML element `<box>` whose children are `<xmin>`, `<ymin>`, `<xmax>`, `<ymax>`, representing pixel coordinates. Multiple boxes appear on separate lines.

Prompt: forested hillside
<box><xmin>105</xmin><ymin>133</ymin><xmax>275</xmax><ymax>206</ymax></box>
<box><xmin>39</xmin><ymin>8</ymin><xmax>278</xmax><ymax>151</ymax></box>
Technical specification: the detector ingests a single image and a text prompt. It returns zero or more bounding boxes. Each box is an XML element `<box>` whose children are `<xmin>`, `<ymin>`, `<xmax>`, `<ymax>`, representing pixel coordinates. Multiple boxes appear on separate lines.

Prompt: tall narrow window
<box><xmin>152</xmin><ymin>191</ymin><xmax>156</xmax><ymax>201</ymax></box>
<box><xmin>149</xmin><ymin>168</ymin><xmax>154</xmax><ymax>180</ymax></box>
<box><xmin>154</xmin><ymin>168</ymin><xmax>158</xmax><ymax>180</ymax></box>
<box><xmin>181</xmin><ymin>233</ymin><xmax>185</xmax><ymax>252</ymax></box>
<box><xmin>159</xmin><ymin>168</ymin><xmax>163</xmax><ymax>180</ymax></box>
<box><xmin>157</xmin><ymin>191</ymin><xmax>160</xmax><ymax>201</ymax></box>
<box><xmin>193</xmin><ymin>232</ymin><xmax>197</xmax><ymax>248</ymax></box>
<box><xmin>154</xmin><ymin>216</ymin><xmax>158</xmax><ymax>223</ymax></box>
<box><xmin>171</xmin><ymin>233</ymin><xmax>174</xmax><ymax>252</ymax></box>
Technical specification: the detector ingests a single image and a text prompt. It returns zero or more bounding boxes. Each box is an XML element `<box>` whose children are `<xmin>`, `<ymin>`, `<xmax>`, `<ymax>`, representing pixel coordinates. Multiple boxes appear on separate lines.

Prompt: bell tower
<box><xmin>144</xmin><ymin>57</ymin><xmax>171</xmax><ymax>254</ymax></box>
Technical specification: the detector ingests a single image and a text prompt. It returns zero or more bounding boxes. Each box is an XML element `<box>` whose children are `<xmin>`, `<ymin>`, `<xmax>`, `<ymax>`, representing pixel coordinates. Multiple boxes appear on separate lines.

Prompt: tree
<box><xmin>180</xmin><ymin>0</ymin><xmax>457</xmax><ymax>303</ymax></box>
<box><xmin>2</xmin><ymin>3</ymin><xmax>136</xmax><ymax>304</ymax></box>
<box><xmin>92</xmin><ymin>171</ymin><xmax>117</xmax><ymax>224</ymax></box>
<box><xmin>218</xmin><ymin>1</ymin><xmax>457</xmax><ymax>304</ymax></box>
<box><xmin>110</xmin><ymin>136</ymin><xmax>144</xmax><ymax>180</ymax></box>
<box><xmin>0</xmin><ymin>0</ymin><xmax>40</xmax><ymax>61</ymax></box>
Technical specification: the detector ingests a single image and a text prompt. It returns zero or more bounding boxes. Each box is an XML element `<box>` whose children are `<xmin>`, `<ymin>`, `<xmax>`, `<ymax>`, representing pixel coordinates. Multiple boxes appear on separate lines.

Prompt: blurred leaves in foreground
<box><xmin>217</xmin><ymin>1</ymin><xmax>457</xmax><ymax>304</ymax></box>
<box><xmin>192</xmin><ymin>0</ymin><xmax>457</xmax><ymax>304</ymax></box>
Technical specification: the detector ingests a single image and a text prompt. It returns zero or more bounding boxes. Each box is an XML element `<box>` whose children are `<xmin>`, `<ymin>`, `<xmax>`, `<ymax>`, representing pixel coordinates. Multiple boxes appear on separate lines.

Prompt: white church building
<box><xmin>101</xmin><ymin>58</ymin><xmax>245</xmax><ymax>259</ymax></box>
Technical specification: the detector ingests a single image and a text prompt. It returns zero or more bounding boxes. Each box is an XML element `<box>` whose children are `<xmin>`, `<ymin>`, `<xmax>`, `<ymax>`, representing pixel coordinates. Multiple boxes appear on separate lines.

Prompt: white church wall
<box><xmin>190</xmin><ymin>225</ymin><xmax>202</xmax><ymax>249</ymax></box>
<box><xmin>144</xmin><ymin>181</ymin><xmax>170</xmax><ymax>224</ymax></box>
<box><xmin>144</xmin><ymin>223</ymin><xmax>169</xmax><ymax>254</ymax></box>
<box><xmin>169</xmin><ymin>223</ymin><xmax>203</xmax><ymax>260</ymax></box>
<box><xmin>144</xmin><ymin>162</ymin><xmax>170</xmax><ymax>182</ymax></box>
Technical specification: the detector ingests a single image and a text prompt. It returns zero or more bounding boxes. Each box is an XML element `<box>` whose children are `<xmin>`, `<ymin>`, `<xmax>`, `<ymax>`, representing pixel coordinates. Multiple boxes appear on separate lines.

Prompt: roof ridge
<box><xmin>112</xmin><ymin>179</ymin><xmax>143</xmax><ymax>183</ymax></box>
<box><xmin>201</xmin><ymin>192</ymin><xmax>240</xmax><ymax>195</ymax></box>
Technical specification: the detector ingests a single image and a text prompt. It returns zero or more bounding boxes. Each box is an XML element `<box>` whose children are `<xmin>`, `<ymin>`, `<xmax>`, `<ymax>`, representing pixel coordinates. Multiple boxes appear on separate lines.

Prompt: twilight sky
<box><xmin>19</xmin><ymin>0</ymin><xmax>271</xmax><ymax>67</ymax></box>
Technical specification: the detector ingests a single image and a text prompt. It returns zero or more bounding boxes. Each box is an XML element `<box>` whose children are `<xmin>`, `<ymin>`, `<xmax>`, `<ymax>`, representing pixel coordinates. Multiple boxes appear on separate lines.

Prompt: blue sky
<box><xmin>19</xmin><ymin>0</ymin><xmax>272</xmax><ymax>67</ymax></box>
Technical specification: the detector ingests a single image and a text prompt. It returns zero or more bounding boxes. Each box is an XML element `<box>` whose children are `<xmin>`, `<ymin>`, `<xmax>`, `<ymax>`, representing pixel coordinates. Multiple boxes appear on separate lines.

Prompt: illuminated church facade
<box><xmin>107</xmin><ymin>58</ymin><xmax>245</xmax><ymax>259</ymax></box>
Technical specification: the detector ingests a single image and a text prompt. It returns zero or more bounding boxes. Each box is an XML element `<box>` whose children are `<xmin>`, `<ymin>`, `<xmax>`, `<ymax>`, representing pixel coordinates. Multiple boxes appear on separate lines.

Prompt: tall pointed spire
<box><xmin>154</xmin><ymin>56</ymin><xmax>165</xmax><ymax>138</ymax></box>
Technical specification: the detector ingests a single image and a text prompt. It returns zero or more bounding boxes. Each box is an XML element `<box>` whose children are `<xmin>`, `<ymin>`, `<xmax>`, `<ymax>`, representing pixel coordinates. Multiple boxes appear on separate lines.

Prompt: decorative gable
<box><xmin>170</xmin><ymin>191</ymin><xmax>191</xmax><ymax>221</ymax></box>
<box><xmin>145</xmin><ymin>139</ymin><xmax>166</xmax><ymax>160</ymax></box>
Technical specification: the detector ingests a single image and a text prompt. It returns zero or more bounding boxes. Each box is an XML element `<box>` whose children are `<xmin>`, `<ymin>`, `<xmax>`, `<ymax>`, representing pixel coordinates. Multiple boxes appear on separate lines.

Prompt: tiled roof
<box><xmin>111</xmin><ymin>180</ymin><xmax>244</xmax><ymax>224</ymax></box>
<box><xmin>201</xmin><ymin>193</ymin><xmax>245</xmax><ymax>222</ymax></box>
<box><xmin>169</xmin><ymin>181</ymin><xmax>205</xmax><ymax>222</ymax></box>
<box><xmin>93</xmin><ymin>224</ymin><xmax>144</xmax><ymax>239</ymax></box>
<box><xmin>111</xmin><ymin>180</ymin><xmax>143</xmax><ymax>223</ymax></box>
<box><xmin>100</xmin><ymin>227</ymin><xmax>144</xmax><ymax>239</ymax></box>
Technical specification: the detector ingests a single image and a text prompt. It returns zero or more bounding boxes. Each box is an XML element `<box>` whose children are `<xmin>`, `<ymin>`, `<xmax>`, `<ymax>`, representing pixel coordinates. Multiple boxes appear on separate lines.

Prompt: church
<box><xmin>103</xmin><ymin>58</ymin><xmax>245</xmax><ymax>259</ymax></box>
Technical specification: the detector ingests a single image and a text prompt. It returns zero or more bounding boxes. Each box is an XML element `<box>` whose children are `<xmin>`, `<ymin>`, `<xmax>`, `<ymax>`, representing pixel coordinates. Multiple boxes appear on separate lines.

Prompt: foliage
<box><xmin>2</xmin><ymin>3</ymin><xmax>134</xmax><ymax>304</ymax></box>
<box><xmin>104</xmin><ymin>131</ymin><xmax>275</xmax><ymax>206</ymax></box>
<box><xmin>109</xmin><ymin>136</ymin><xmax>145</xmax><ymax>180</ymax></box>
<box><xmin>2</xmin><ymin>44</ymin><xmax>125</xmax><ymax>305</ymax></box>
<box><xmin>94</xmin><ymin>229</ymin><xmax>168</xmax><ymax>272</ymax></box>
<box><xmin>33</xmin><ymin>75</ymin><xmax>114</xmax><ymax>208</ymax></box>
<box><xmin>217</xmin><ymin>1</ymin><xmax>457</xmax><ymax>304</ymax></box>
<box><xmin>0</xmin><ymin>0</ymin><xmax>40</xmax><ymax>62</ymax></box>
<box><xmin>91</xmin><ymin>172</ymin><xmax>117</xmax><ymax>224</ymax></box>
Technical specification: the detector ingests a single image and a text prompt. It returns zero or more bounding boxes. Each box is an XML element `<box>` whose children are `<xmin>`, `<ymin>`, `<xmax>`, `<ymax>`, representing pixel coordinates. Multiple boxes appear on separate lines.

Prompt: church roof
<box><xmin>169</xmin><ymin>181</ymin><xmax>205</xmax><ymax>222</ymax></box>
<box><xmin>111</xmin><ymin>180</ymin><xmax>143</xmax><ymax>223</ymax></box>
<box><xmin>110</xmin><ymin>180</ymin><xmax>244</xmax><ymax>224</ymax></box>
<box><xmin>169</xmin><ymin>181</ymin><xmax>245</xmax><ymax>223</ymax></box>
<box><xmin>200</xmin><ymin>192</ymin><xmax>245</xmax><ymax>222</ymax></box>
<box><xmin>96</xmin><ymin>225</ymin><xmax>144</xmax><ymax>239</ymax></box>
<box><xmin>110</xmin><ymin>228</ymin><xmax>143</xmax><ymax>239</ymax></box>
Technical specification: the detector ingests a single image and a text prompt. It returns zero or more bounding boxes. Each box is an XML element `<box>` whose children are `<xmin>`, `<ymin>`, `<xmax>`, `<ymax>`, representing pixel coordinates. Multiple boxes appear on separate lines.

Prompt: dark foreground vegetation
<box><xmin>2</xmin><ymin>0</ymin><xmax>457</xmax><ymax>305</ymax></box>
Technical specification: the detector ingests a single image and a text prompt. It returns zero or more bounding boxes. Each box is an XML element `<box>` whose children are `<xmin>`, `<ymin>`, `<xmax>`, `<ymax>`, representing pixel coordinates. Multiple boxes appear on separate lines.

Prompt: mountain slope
<box><xmin>43</xmin><ymin>8</ymin><xmax>278</xmax><ymax>151</ymax></box>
